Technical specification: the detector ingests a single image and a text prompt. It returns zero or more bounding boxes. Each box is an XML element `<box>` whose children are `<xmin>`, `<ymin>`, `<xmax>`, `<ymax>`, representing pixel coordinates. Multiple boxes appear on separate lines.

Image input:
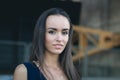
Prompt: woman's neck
<box><xmin>44</xmin><ymin>53</ymin><xmax>60</xmax><ymax>68</ymax></box>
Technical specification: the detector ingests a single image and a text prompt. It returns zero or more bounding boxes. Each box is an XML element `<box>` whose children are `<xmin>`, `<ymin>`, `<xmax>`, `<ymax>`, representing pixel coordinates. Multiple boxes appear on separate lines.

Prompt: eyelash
<box><xmin>48</xmin><ymin>30</ymin><xmax>56</xmax><ymax>34</ymax></box>
<box><xmin>62</xmin><ymin>31</ymin><xmax>69</xmax><ymax>35</ymax></box>
<box><xmin>48</xmin><ymin>30</ymin><xmax>69</xmax><ymax>35</ymax></box>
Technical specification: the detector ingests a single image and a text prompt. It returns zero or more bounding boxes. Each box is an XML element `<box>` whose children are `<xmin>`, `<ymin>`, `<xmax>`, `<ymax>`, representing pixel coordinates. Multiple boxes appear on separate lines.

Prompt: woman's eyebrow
<box><xmin>62</xmin><ymin>28</ymin><xmax>69</xmax><ymax>31</ymax></box>
<box><xmin>47</xmin><ymin>28</ymin><xmax>69</xmax><ymax>31</ymax></box>
<box><xmin>47</xmin><ymin>28</ymin><xmax>57</xmax><ymax>30</ymax></box>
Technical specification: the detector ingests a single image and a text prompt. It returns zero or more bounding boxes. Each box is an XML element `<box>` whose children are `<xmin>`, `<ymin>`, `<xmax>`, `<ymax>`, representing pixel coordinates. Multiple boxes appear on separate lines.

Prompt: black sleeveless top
<box><xmin>24</xmin><ymin>62</ymin><xmax>47</xmax><ymax>80</ymax></box>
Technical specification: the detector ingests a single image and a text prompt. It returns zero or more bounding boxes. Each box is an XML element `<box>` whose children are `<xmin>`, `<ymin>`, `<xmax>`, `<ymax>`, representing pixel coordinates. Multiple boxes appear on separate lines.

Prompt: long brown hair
<box><xmin>30</xmin><ymin>8</ymin><xmax>80</xmax><ymax>80</ymax></box>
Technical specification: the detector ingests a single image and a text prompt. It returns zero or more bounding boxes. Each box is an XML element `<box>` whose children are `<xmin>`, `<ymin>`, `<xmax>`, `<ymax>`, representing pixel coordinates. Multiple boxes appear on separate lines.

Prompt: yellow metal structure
<box><xmin>72</xmin><ymin>25</ymin><xmax>120</xmax><ymax>61</ymax></box>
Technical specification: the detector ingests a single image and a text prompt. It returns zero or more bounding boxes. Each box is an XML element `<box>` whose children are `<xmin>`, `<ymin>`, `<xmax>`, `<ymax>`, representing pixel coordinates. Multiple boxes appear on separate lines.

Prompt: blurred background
<box><xmin>0</xmin><ymin>0</ymin><xmax>120</xmax><ymax>80</ymax></box>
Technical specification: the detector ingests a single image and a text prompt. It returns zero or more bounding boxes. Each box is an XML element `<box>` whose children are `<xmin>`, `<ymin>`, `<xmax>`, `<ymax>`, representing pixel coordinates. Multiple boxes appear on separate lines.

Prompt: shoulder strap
<box><xmin>24</xmin><ymin>62</ymin><xmax>46</xmax><ymax>80</ymax></box>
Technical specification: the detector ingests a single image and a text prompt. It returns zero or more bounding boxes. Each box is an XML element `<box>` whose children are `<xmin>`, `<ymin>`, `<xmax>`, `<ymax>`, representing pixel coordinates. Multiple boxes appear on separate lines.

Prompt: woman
<box><xmin>13</xmin><ymin>8</ymin><xmax>80</xmax><ymax>80</ymax></box>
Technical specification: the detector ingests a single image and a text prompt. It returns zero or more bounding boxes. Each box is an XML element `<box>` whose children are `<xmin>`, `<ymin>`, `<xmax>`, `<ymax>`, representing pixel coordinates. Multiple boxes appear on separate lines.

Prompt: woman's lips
<box><xmin>53</xmin><ymin>44</ymin><xmax>63</xmax><ymax>49</ymax></box>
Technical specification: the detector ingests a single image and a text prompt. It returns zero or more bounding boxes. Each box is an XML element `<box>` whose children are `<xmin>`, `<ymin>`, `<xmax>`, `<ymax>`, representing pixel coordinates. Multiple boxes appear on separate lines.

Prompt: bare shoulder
<box><xmin>13</xmin><ymin>64</ymin><xmax>27</xmax><ymax>80</ymax></box>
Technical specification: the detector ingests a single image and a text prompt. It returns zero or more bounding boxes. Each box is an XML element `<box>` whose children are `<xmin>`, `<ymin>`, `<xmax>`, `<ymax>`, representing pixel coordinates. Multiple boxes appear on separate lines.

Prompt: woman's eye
<box><xmin>48</xmin><ymin>30</ymin><xmax>56</xmax><ymax>34</ymax></box>
<box><xmin>62</xmin><ymin>31</ymin><xmax>69</xmax><ymax>35</ymax></box>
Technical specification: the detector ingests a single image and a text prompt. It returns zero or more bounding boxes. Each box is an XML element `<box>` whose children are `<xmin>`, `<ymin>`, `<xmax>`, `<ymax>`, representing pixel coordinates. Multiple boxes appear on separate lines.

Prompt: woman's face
<box><xmin>45</xmin><ymin>15</ymin><xmax>70</xmax><ymax>55</ymax></box>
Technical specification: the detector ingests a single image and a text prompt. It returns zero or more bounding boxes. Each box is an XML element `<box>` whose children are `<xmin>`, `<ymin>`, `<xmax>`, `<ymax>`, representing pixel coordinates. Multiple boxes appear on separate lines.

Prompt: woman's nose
<box><xmin>56</xmin><ymin>33</ymin><xmax>63</xmax><ymax>41</ymax></box>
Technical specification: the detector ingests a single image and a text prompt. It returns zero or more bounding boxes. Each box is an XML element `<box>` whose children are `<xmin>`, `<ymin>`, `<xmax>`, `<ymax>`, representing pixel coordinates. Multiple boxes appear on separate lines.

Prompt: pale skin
<box><xmin>13</xmin><ymin>15</ymin><xmax>70</xmax><ymax>80</ymax></box>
